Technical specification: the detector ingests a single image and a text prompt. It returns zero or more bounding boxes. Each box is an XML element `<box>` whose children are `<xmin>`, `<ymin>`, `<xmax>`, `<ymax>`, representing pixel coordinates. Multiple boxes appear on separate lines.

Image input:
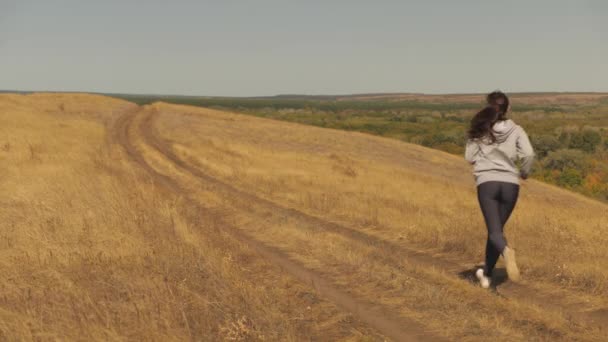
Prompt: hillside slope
<box><xmin>1</xmin><ymin>94</ymin><xmax>606</xmax><ymax>341</ymax></box>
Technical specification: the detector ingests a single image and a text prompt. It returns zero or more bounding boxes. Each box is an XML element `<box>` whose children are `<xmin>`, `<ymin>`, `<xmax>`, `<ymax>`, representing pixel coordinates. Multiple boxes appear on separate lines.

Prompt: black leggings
<box><xmin>477</xmin><ymin>181</ymin><xmax>519</xmax><ymax>276</ymax></box>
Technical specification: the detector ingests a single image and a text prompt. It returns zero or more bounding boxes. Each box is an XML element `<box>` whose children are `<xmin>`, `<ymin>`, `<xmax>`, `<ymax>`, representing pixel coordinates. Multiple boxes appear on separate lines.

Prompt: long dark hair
<box><xmin>467</xmin><ymin>91</ymin><xmax>510</xmax><ymax>142</ymax></box>
<box><xmin>486</xmin><ymin>90</ymin><xmax>510</xmax><ymax>115</ymax></box>
<box><xmin>468</xmin><ymin>106</ymin><xmax>501</xmax><ymax>142</ymax></box>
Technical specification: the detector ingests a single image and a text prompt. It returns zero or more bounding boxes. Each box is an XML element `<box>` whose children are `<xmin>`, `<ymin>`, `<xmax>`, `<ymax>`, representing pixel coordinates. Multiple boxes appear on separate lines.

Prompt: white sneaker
<box><xmin>503</xmin><ymin>247</ymin><xmax>521</xmax><ymax>282</ymax></box>
<box><xmin>475</xmin><ymin>268</ymin><xmax>491</xmax><ymax>289</ymax></box>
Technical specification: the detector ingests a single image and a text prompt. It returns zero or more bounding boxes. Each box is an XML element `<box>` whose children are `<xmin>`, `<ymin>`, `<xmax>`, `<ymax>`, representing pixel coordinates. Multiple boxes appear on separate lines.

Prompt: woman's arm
<box><xmin>465</xmin><ymin>140</ymin><xmax>480</xmax><ymax>164</ymax></box>
<box><xmin>516</xmin><ymin>128</ymin><xmax>535</xmax><ymax>178</ymax></box>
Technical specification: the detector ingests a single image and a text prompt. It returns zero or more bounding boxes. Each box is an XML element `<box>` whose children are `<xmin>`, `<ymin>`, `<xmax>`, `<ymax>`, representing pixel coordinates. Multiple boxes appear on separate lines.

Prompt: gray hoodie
<box><xmin>465</xmin><ymin>119</ymin><xmax>535</xmax><ymax>185</ymax></box>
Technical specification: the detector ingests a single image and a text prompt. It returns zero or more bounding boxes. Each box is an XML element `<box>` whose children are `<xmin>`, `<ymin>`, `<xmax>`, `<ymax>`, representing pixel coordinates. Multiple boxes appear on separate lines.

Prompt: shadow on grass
<box><xmin>458</xmin><ymin>265</ymin><xmax>509</xmax><ymax>292</ymax></box>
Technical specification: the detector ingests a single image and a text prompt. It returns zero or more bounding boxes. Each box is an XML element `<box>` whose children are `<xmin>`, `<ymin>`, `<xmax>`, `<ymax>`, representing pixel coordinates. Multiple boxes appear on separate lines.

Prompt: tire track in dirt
<box><xmin>139</xmin><ymin>107</ymin><xmax>608</xmax><ymax>331</ymax></box>
<box><xmin>114</xmin><ymin>107</ymin><xmax>446</xmax><ymax>342</ymax></box>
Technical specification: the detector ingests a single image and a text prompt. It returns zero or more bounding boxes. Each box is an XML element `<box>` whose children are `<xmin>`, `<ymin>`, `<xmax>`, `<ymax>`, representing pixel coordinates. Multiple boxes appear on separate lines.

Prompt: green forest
<box><xmin>116</xmin><ymin>94</ymin><xmax>608</xmax><ymax>201</ymax></box>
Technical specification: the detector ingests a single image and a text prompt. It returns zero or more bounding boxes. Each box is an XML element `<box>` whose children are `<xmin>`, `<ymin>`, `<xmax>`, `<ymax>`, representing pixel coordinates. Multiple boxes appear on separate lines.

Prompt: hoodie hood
<box><xmin>492</xmin><ymin>119</ymin><xmax>517</xmax><ymax>143</ymax></box>
<box><xmin>465</xmin><ymin>118</ymin><xmax>536</xmax><ymax>186</ymax></box>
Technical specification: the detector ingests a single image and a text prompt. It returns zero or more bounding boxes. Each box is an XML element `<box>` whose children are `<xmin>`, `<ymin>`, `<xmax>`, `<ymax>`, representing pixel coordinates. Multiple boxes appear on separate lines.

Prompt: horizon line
<box><xmin>2</xmin><ymin>89</ymin><xmax>608</xmax><ymax>99</ymax></box>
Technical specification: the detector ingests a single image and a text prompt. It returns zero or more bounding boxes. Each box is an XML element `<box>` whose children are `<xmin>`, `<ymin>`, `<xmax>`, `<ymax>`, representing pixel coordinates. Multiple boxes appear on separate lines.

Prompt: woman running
<box><xmin>465</xmin><ymin>91</ymin><xmax>535</xmax><ymax>288</ymax></box>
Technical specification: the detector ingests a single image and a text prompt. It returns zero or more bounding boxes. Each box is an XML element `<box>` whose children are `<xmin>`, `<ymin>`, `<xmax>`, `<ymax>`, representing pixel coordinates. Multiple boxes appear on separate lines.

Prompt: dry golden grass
<box><xmin>1</xmin><ymin>94</ymin><xmax>607</xmax><ymax>341</ymax></box>
<box><xmin>151</xmin><ymin>102</ymin><xmax>608</xmax><ymax>340</ymax></box>
<box><xmin>154</xmin><ymin>102</ymin><xmax>608</xmax><ymax>291</ymax></box>
<box><xmin>0</xmin><ymin>94</ymin><xmax>382</xmax><ymax>341</ymax></box>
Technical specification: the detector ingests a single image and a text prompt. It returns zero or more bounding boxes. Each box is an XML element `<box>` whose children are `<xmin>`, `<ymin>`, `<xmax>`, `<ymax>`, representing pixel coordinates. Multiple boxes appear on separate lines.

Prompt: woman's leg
<box><xmin>495</xmin><ymin>183</ymin><xmax>519</xmax><ymax>251</ymax></box>
<box><xmin>477</xmin><ymin>182</ymin><xmax>506</xmax><ymax>277</ymax></box>
<box><xmin>499</xmin><ymin>183</ymin><xmax>519</xmax><ymax>227</ymax></box>
<box><xmin>484</xmin><ymin>238</ymin><xmax>501</xmax><ymax>277</ymax></box>
<box><xmin>498</xmin><ymin>182</ymin><xmax>521</xmax><ymax>281</ymax></box>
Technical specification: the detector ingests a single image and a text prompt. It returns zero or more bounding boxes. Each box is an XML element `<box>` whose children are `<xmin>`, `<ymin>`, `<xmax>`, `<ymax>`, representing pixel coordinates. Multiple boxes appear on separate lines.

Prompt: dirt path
<box><xmin>138</xmin><ymin>109</ymin><xmax>608</xmax><ymax>330</ymax></box>
<box><xmin>113</xmin><ymin>107</ymin><xmax>446</xmax><ymax>342</ymax></box>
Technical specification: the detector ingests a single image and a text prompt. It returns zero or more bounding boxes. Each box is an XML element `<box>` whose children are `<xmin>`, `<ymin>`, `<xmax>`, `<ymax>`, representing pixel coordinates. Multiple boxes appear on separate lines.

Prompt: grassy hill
<box><xmin>111</xmin><ymin>92</ymin><xmax>608</xmax><ymax>201</ymax></box>
<box><xmin>1</xmin><ymin>93</ymin><xmax>606</xmax><ymax>341</ymax></box>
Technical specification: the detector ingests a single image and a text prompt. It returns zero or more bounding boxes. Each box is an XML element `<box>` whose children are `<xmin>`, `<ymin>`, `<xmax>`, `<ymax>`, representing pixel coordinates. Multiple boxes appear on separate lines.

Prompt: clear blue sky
<box><xmin>1</xmin><ymin>1</ymin><xmax>606</xmax><ymax>96</ymax></box>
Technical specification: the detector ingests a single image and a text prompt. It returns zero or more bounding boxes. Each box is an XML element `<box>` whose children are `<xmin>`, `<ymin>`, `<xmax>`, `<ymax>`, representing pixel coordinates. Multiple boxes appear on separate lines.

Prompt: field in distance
<box><xmin>1</xmin><ymin>93</ymin><xmax>607</xmax><ymax>341</ymax></box>
<box><xmin>116</xmin><ymin>91</ymin><xmax>608</xmax><ymax>202</ymax></box>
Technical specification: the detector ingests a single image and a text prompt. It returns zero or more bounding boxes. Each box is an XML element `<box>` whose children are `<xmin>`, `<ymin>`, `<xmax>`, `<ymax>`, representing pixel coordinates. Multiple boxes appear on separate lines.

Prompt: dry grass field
<box><xmin>1</xmin><ymin>93</ymin><xmax>607</xmax><ymax>341</ymax></box>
